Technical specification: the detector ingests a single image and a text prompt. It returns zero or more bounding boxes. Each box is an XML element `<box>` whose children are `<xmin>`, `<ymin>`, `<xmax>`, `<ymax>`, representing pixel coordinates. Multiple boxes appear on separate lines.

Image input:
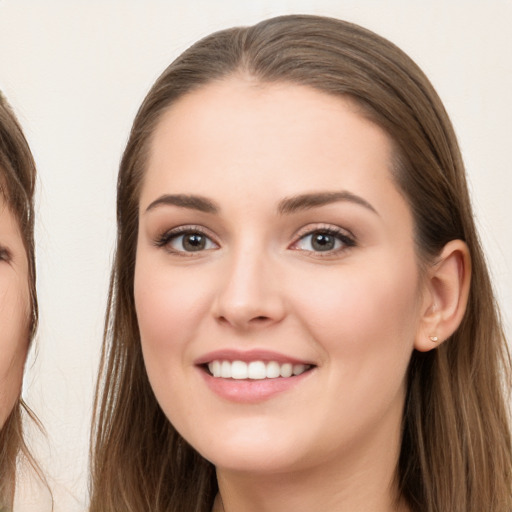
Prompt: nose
<box><xmin>211</xmin><ymin>245</ymin><xmax>286</xmax><ymax>330</ymax></box>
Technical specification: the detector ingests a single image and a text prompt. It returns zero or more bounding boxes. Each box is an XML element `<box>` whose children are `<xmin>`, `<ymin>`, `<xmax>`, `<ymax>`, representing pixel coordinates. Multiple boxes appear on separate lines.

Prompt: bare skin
<box><xmin>135</xmin><ymin>77</ymin><xmax>469</xmax><ymax>512</ymax></box>
<box><xmin>0</xmin><ymin>198</ymin><xmax>30</xmax><ymax>427</ymax></box>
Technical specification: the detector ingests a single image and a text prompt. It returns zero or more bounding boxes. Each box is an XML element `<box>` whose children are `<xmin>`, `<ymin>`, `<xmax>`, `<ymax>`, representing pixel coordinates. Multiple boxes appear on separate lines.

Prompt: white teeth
<box><xmin>266</xmin><ymin>361</ymin><xmax>281</xmax><ymax>379</ymax></box>
<box><xmin>280</xmin><ymin>363</ymin><xmax>293</xmax><ymax>378</ymax></box>
<box><xmin>231</xmin><ymin>360</ymin><xmax>247</xmax><ymax>380</ymax></box>
<box><xmin>210</xmin><ymin>360</ymin><xmax>221</xmax><ymax>377</ymax></box>
<box><xmin>207</xmin><ymin>360</ymin><xmax>311</xmax><ymax>379</ymax></box>
<box><xmin>293</xmin><ymin>364</ymin><xmax>307</xmax><ymax>376</ymax></box>
<box><xmin>221</xmin><ymin>360</ymin><xmax>231</xmax><ymax>378</ymax></box>
<box><xmin>248</xmin><ymin>361</ymin><xmax>267</xmax><ymax>380</ymax></box>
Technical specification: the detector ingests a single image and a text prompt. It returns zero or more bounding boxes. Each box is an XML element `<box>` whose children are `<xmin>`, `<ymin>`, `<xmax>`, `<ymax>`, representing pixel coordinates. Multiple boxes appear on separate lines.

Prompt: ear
<box><xmin>414</xmin><ymin>240</ymin><xmax>471</xmax><ymax>352</ymax></box>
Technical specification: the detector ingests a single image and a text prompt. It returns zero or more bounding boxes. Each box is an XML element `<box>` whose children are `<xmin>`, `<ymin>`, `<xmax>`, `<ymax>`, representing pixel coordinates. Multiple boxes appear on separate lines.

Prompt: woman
<box><xmin>0</xmin><ymin>93</ymin><xmax>39</xmax><ymax>509</ymax></box>
<box><xmin>90</xmin><ymin>15</ymin><xmax>512</xmax><ymax>512</ymax></box>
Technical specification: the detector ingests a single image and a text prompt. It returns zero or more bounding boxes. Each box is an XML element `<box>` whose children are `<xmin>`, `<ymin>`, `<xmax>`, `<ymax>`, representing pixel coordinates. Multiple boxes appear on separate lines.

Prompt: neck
<box><xmin>214</xmin><ymin>384</ymin><xmax>409</xmax><ymax>512</ymax></box>
<box><xmin>215</xmin><ymin>446</ymin><xmax>409</xmax><ymax>512</ymax></box>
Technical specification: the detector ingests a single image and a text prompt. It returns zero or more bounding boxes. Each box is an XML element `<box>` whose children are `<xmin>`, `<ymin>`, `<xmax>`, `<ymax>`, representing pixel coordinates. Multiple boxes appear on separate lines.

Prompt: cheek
<box><xmin>293</xmin><ymin>252</ymin><xmax>421</xmax><ymax>362</ymax></box>
<box><xmin>134</xmin><ymin>257</ymin><xmax>210</xmax><ymax>372</ymax></box>
<box><xmin>134</xmin><ymin>256</ymin><xmax>217</xmax><ymax>435</ymax></box>
<box><xmin>284</xmin><ymin>254</ymin><xmax>421</xmax><ymax>448</ymax></box>
<box><xmin>0</xmin><ymin>280</ymin><xmax>30</xmax><ymax>426</ymax></box>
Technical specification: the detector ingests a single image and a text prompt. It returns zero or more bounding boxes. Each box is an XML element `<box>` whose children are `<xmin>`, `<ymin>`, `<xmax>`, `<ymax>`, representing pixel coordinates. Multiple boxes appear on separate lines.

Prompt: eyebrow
<box><xmin>145</xmin><ymin>194</ymin><xmax>219</xmax><ymax>214</ymax></box>
<box><xmin>278</xmin><ymin>191</ymin><xmax>379</xmax><ymax>215</ymax></box>
<box><xmin>144</xmin><ymin>190</ymin><xmax>378</xmax><ymax>216</ymax></box>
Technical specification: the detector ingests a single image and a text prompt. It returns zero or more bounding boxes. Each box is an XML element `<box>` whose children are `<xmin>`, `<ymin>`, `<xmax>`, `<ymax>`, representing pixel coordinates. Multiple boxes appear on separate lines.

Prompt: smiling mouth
<box><xmin>205</xmin><ymin>360</ymin><xmax>314</xmax><ymax>380</ymax></box>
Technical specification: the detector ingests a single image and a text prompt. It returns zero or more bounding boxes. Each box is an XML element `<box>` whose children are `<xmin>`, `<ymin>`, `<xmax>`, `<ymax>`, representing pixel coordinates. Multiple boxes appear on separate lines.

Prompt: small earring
<box><xmin>429</xmin><ymin>335</ymin><xmax>439</xmax><ymax>343</ymax></box>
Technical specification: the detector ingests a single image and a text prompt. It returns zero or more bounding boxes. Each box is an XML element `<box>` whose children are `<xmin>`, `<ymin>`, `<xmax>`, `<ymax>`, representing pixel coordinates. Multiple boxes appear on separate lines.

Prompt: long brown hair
<box><xmin>0</xmin><ymin>93</ymin><xmax>39</xmax><ymax>509</ymax></box>
<box><xmin>90</xmin><ymin>15</ymin><xmax>512</xmax><ymax>512</ymax></box>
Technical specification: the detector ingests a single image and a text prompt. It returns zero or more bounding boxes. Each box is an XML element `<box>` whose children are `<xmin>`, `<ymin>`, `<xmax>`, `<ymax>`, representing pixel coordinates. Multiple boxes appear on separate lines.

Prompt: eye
<box><xmin>155</xmin><ymin>227</ymin><xmax>218</xmax><ymax>254</ymax></box>
<box><xmin>0</xmin><ymin>245</ymin><xmax>12</xmax><ymax>263</ymax></box>
<box><xmin>291</xmin><ymin>228</ymin><xmax>355</xmax><ymax>254</ymax></box>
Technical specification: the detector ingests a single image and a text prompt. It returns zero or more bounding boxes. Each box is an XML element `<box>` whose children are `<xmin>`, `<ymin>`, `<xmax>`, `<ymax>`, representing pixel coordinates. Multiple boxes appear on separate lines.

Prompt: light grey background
<box><xmin>0</xmin><ymin>1</ymin><xmax>510</xmax><ymax>510</ymax></box>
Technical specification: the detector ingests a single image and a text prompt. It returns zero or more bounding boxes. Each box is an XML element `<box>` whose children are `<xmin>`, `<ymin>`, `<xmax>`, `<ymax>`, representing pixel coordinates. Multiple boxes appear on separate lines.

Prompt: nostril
<box><xmin>216</xmin><ymin>314</ymin><xmax>271</xmax><ymax>328</ymax></box>
<box><xmin>217</xmin><ymin>316</ymin><xmax>230</xmax><ymax>325</ymax></box>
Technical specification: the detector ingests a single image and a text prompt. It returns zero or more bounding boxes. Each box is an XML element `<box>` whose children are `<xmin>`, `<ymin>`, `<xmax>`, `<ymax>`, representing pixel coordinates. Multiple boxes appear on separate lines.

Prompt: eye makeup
<box><xmin>153</xmin><ymin>224</ymin><xmax>219</xmax><ymax>256</ymax></box>
<box><xmin>151</xmin><ymin>220</ymin><xmax>357</xmax><ymax>261</ymax></box>
<box><xmin>290</xmin><ymin>223</ymin><xmax>356</xmax><ymax>255</ymax></box>
<box><xmin>0</xmin><ymin>243</ymin><xmax>12</xmax><ymax>262</ymax></box>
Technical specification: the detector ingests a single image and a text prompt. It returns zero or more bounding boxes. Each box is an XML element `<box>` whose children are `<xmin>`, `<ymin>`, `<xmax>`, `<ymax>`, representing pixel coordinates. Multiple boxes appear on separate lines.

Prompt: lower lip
<box><xmin>198</xmin><ymin>368</ymin><xmax>313</xmax><ymax>403</ymax></box>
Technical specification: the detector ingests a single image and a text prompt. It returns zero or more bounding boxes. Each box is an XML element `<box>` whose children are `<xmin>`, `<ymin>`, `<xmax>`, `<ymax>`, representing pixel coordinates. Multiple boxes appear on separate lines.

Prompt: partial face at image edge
<box><xmin>0</xmin><ymin>196</ymin><xmax>30</xmax><ymax>428</ymax></box>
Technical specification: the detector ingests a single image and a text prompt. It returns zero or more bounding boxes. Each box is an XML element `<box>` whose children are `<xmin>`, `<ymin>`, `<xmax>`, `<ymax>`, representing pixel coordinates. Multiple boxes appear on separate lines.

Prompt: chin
<box><xmin>205</xmin><ymin>446</ymin><xmax>303</xmax><ymax>475</ymax></box>
<box><xmin>183</xmin><ymin>419</ymin><xmax>312</xmax><ymax>475</ymax></box>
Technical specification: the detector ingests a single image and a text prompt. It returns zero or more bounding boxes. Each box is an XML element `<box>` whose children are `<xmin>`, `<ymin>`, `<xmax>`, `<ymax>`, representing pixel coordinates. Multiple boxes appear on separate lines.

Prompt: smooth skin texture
<box><xmin>134</xmin><ymin>78</ymin><xmax>470</xmax><ymax>512</ymax></box>
<box><xmin>0</xmin><ymin>198</ymin><xmax>30</xmax><ymax>427</ymax></box>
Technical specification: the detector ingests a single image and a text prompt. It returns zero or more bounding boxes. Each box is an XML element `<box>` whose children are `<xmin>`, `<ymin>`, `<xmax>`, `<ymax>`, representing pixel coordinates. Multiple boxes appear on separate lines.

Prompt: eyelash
<box><xmin>154</xmin><ymin>225</ymin><xmax>218</xmax><ymax>256</ymax></box>
<box><xmin>0</xmin><ymin>246</ymin><xmax>12</xmax><ymax>263</ymax></box>
<box><xmin>153</xmin><ymin>224</ymin><xmax>356</xmax><ymax>256</ymax></box>
<box><xmin>290</xmin><ymin>225</ymin><xmax>356</xmax><ymax>256</ymax></box>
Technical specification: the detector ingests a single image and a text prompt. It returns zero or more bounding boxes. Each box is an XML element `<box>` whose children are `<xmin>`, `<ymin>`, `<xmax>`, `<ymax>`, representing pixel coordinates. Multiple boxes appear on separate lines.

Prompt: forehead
<box><xmin>0</xmin><ymin>168</ymin><xmax>16</xmax><ymax>209</ymax></box>
<box><xmin>143</xmin><ymin>78</ymin><xmax>396</xmax><ymax>197</ymax></box>
<box><xmin>0</xmin><ymin>177</ymin><xmax>20</xmax><ymax>224</ymax></box>
<box><xmin>0</xmin><ymin>195</ymin><xmax>20</xmax><ymax>231</ymax></box>
<box><xmin>150</xmin><ymin>78</ymin><xmax>387</xmax><ymax>154</ymax></box>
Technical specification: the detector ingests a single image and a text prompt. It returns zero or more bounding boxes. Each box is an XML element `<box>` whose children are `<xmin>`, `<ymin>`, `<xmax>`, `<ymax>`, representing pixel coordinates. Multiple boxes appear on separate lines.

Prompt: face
<box><xmin>135</xmin><ymin>79</ymin><xmax>426</xmax><ymax>477</ymax></box>
<box><xmin>0</xmin><ymin>196</ymin><xmax>30</xmax><ymax>428</ymax></box>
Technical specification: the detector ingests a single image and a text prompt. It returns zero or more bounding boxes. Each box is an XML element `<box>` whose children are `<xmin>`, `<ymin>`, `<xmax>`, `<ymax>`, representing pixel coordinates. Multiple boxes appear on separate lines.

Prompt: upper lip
<box><xmin>194</xmin><ymin>349</ymin><xmax>314</xmax><ymax>366</ymax></box>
